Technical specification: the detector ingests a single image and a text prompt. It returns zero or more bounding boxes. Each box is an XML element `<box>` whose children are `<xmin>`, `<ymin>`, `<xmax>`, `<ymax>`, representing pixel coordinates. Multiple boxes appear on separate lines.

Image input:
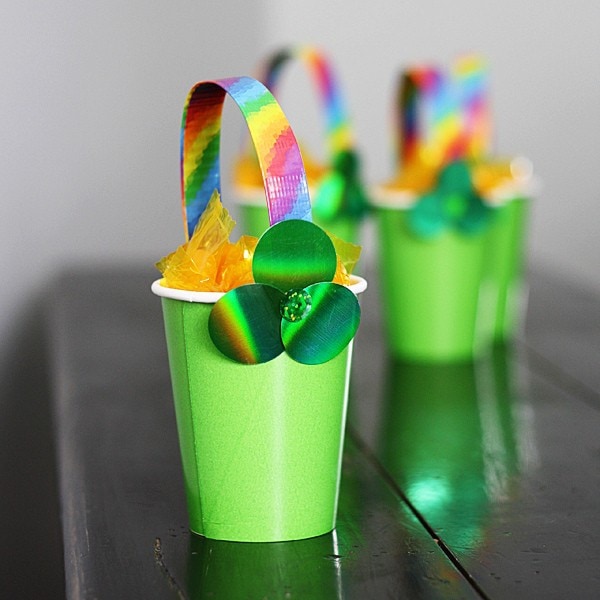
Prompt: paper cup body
<box><xmin>238</xmin><ymin>202</ymin><xmax>271</xmax><ymax>238</ymax></box>
<box><xmin>374</xmin><ymin>205</ymin><xmax>489</xmax><ymax>362</ymax></box>
<box><xmin>483</xmin><ymin>196</ymin><xmax>529</xmax><ymax>342</ymax></box>
<box><xmin>152</xmin><ymin>278</ymin><xmax>365</xmax><ymax>542</ymax></box>
<box><xmin>237</xmin><ymin>191</ymin><xmax>360</xmax><ymax>244</ymax></box>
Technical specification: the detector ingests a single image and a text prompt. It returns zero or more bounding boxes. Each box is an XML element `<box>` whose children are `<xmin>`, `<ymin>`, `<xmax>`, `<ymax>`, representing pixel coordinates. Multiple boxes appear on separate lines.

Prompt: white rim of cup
<box><xmin>370</xmin><ymin>157</ymin><xmax>538</xmax><ymax>210</ymax></box>
<box><xmin>370</xmin><ymin>182</ymin><xmax>538</xmax><ymax>210</ymax></box>
<box><xmin>151</xmin><ymin>275</ymin><xmax>368</xmax><ymax>303</ymax></box>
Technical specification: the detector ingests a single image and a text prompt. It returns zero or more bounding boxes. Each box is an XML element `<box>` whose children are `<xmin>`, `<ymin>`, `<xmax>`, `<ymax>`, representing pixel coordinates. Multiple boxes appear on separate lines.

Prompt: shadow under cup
<box><xmin>152</xmin><ymin>277</ymin><xmax>366</xmax><ymax>542</ymax></box>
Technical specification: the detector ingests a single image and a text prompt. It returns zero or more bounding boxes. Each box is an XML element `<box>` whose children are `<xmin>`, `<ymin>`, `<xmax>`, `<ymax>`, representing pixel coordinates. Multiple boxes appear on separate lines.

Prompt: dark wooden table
<box><xmin>50</xmin><ymin>265</ymin><xmax>600</xmax><ymax>599</ymax></box>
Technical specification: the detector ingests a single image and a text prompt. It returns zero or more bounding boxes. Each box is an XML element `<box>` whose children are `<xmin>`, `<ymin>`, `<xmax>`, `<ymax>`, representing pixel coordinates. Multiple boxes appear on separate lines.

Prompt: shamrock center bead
<box><xmin>280</xmin><ymin>289</ymin><xmax>312</xmax><ymax>322</ymax></box>
<box><xmin>445</xmin><ymin>192</ymin><xmax>468</xmax><ymax>218</ymax></box>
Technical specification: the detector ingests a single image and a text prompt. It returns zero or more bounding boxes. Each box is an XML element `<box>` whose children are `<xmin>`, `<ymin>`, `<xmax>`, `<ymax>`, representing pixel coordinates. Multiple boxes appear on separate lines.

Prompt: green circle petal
<box><xmin>438</xmin><ymin>160</ymin><xmax>472</xmax><ymax>193</ymax></box>
<box><xmin>457</xmin><ymin>195</ymin><xmax>493</xmax><ymax>234</ymax></box>
<box><xmin>281</xmin><ymin>282</ymin><xmax>361</xmax><ymax>365</ymax></box>
<box><xmin>209</xmin><ymin>284</ymin><xmax>284</xmax><ymax>364</ymax></box>
<box><xmin>252</xmin><ymin>220</ymin><xmax>337</xmax><ymax>291</ymax></box>
<box><xmin>409</xmin><ymin>193</ymin><xmax>447</xmax><ymax>238</ymax></box>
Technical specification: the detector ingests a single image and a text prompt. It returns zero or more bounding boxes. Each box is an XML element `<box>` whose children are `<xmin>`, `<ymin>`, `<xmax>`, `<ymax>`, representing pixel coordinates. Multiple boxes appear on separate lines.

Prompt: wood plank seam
<box><xmin>347</xmin><ymin>425</ymin><xmax>493</xmax><ymax>600</ymax></box>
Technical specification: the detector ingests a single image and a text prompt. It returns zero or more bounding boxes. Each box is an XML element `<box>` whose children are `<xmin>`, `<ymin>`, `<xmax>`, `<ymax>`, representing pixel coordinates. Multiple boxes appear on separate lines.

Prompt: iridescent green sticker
<box><xmin>209</xmin><ymin>284</ymin><xmax>284</xmax><ymax>364</ymax></box>
<box><xmin>409</xmin><ymin>193</ymin><xmax>446</xmax><ymax>237</ymax></box>
<box><xmin>281</xmin><ymin>283</ymin><xmax>360</xmax><ymax>365</ymax></box>
<box><xmin>253</xmin><ymin>220</ymin><xmax>336</xmax><ymax>291</ymax></box>
<box><xmin>209</xmin><ymin>219</ymin><xmax>361</xmax><ymax>365</ymax></box>
<box><xmin>409</xmin><ymin>160</ymin><xmax>493</xmax><ymax>238</ymax></box>
<box><xmin>313</xmin><ymin>150</ymin><xmax>369</xmax><ymax>222</ymax></box>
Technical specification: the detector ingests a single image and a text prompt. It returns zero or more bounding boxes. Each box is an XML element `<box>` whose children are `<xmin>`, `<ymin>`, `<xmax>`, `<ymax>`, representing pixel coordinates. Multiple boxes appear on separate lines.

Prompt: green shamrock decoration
<box><xmin>408</xmin><ymin>160</ymin><xmax>493</xmax><ymax>238</ymax></box>
<box><xmin>208</xmin><ymin>220</ymin><xmax>361</xmax><ymax>365</ymax></box>
<box><xmin>313</xmin><ymin>150</ymin><xmax>370</xmax><ymax>222</ymax></box>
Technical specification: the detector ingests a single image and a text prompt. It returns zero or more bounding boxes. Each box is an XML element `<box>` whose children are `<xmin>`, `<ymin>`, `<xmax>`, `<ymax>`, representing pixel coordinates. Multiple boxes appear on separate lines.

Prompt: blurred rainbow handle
<box><xmin>397</xmin><ymin>66</ymin><xmax>464</xmax><ymax>167</ymax></box>
<box><xmin>181</xmin><ymin>76</ymin><xmax>312</xmax><ymax>240</ymax></box>
<box><xmin>452</xmin><ymin>55</ymin><xmax>491</xmax><ymax>160</ymax></box>
<box><xmin>260</xmin><ymin>46</ymin><xmax>354</xmax><ymax>155</ymax></box>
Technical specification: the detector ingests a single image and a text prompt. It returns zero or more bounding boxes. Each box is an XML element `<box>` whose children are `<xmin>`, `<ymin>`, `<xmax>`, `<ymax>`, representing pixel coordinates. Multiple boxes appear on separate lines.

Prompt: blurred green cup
<box><xmin>374</xmin><ymin>203</ymin><xmax>490</xmax><ymax>362</ymax></box>
<box><xmin>484</xmin><ymin>196</ymin><xmax>529</xmax><ymax>342</ymax></box>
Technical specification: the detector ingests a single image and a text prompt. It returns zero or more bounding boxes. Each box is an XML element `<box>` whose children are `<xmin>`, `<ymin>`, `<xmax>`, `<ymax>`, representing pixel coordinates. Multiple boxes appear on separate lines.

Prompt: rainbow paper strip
<box><xmin>260</xmin><ymin>46</ymin><xmax>354</xmax><ymax>156</ymax></box>
<box><xmin>452</xmin><ymin>55</ymin><xmax>491</xmax><ymax>160</ymax></box>
<box><xmin>398</xmin><ymin>66</ymin><xmax>465</xmax><ymax>168</ymax></box>
<box><xmin>397</xmin><ymin>66</ymin><xmax>441</xmax><ymax>165</ymax></box>
<box><xmin>181</xmin><ymin>76</ymin><xmax>312</xmax><ymax>239</ymax></box>
<box><xmin>398</xmin><ymin>57</ymin><xmax>492</xmax><ymax>169</ymax></box>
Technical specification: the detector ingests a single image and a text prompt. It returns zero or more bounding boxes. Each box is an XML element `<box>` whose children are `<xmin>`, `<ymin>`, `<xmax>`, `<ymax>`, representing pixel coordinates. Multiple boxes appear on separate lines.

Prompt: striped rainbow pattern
<box><xmin>429</xmin><ymin>70</ymin><xmax>465</xmax><ymax>163</ymax></box>
<box><xmin>261</xmin><ymin>46</ymin><xmax>354</xmax><ymax>156</ymax></box>
<box><xmin>398</xmin><ymin>66</ymin><xmax>441</xmax><ymax>165</ymax></box>
<box><xmin>181</xmin><ymin>76</ymin><xmax>311</xmax><ymax>240</ymax></box>
<box><xmin>453</xmin><ymin>54</ymin><xmax>491</xmax><ymax>159</ymax></box>
<box><xmin>398</xmin><ymin>56</ymin><xmax>491</xmax><ymax>168</ymax></box>
<box><xmin>399</xmin><ymin>66</ymin><xmax>463</xmax><ymax>166</ymax></box>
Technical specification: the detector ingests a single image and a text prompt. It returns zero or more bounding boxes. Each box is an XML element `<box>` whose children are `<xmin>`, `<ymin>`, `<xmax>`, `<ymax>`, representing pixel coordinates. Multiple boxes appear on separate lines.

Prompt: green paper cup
<box><xmin>373</xmin><ymin>198</ymin><xmax>489</xmax><ymax>362</ymax></box>
<box><xmin>238</xmin><ymin>198</ymin><xmax>270</xmax><ymax>238</ymax></box>
<box><xmin>484</xmin><ymin>196</ymin><xmax>529</xmax><ymax>342</ymax></box>
<box><xmin>152</xmin><ymin>276</ymin><xmax>366</xmax><ymax>542</ymax></box>
<box><xmin>236</xmin><ymin>190</ymin><xmax>360</xmax><ymax>243</ymax></box>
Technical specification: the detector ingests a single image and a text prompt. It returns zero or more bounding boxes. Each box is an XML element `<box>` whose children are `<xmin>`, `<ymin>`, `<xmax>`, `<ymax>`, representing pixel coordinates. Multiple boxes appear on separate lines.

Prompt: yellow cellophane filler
<box><xmin>157</xmin><ymin>190</ymin><xmax>359</xmax><ymax>291</ymax></box>
<box><xmin>378</xmin><ymin>156</ymin><xmax>529</xmax><ymax>202</ymax></box>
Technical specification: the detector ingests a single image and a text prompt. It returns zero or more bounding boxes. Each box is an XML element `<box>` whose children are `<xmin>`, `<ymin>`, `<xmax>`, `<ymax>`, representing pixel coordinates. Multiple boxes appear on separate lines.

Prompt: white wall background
<box><xmin>2</xmin><ymin>0</ymin><xmax>600</xmax><ymax>367</ymax></box>
<box><xmin>0</xmin><ymin>1</ymin><xmax>262</xmax><ymax>366</ymax></box>
<box><xmin>257</xmin><ymin>0</ymin><xmax>600</xmax><ymax>290</ymax></box>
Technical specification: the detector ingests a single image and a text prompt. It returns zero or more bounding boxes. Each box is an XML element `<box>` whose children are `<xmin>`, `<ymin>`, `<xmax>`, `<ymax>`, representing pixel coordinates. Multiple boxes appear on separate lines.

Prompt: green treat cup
<box><xmin>152</xmin><ymin>277</ymin><xmax>366</xmax><ymax>542</ymax></box>
<box><xmin>238</xmin><ymin>201</ymin><xmax>271</xmax><ymax>238</ymax></box>
<box><xmin>484</xmin><ymin>196</ymin><xmax>529</xmax><ymax>342</ymax></box>
<box><xmin>374</xmin><ymin>203</ymin><xmax>489</xmax><ymax>362</ymax></box>
<box><xmin>237</xmin><ymin>193</ymin><xmax>360</xmax><ymax>244</ymax></box>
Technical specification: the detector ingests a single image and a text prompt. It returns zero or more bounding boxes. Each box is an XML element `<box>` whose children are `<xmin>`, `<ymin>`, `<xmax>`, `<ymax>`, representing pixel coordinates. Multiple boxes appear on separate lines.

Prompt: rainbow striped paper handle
<box><xmin>452</xmin><ymin>55</ymin><xmax>491</xmax><ymax>160</ymax></box>
<box><xmin>181</xmin><ymin>76</ymin><xmax>312</xmax><ymax>240</ymax></box>
<box><xmin>397</xmin><ymin>66</ymin><xmax>439</xmax><ymax>165</ymax></box>
<box><xmin>397</xmin><ymin>66</ymin><xmax>462</xmax><ymax>166</ymax></box>
<box><xmin>260</xmin><ymin>46</ymin><xmax>354</xmax><ymax>157</ymax></box>
<box><xmin>396</xmin><ymin>56</ymin><xmax>490</xmax><ymax>167</ymax></box>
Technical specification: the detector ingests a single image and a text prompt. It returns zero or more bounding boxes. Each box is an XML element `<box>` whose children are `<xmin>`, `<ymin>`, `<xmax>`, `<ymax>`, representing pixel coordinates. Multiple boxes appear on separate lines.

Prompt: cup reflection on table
<box><xmin>186</xmin><ymin>531</ymin><xmax>342</xmax><ymax>600</ymax></box>
<box><xmin>379</xmin><ymin>346</ymin><xmax>522</xmax><ymax>551</ymax></box>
